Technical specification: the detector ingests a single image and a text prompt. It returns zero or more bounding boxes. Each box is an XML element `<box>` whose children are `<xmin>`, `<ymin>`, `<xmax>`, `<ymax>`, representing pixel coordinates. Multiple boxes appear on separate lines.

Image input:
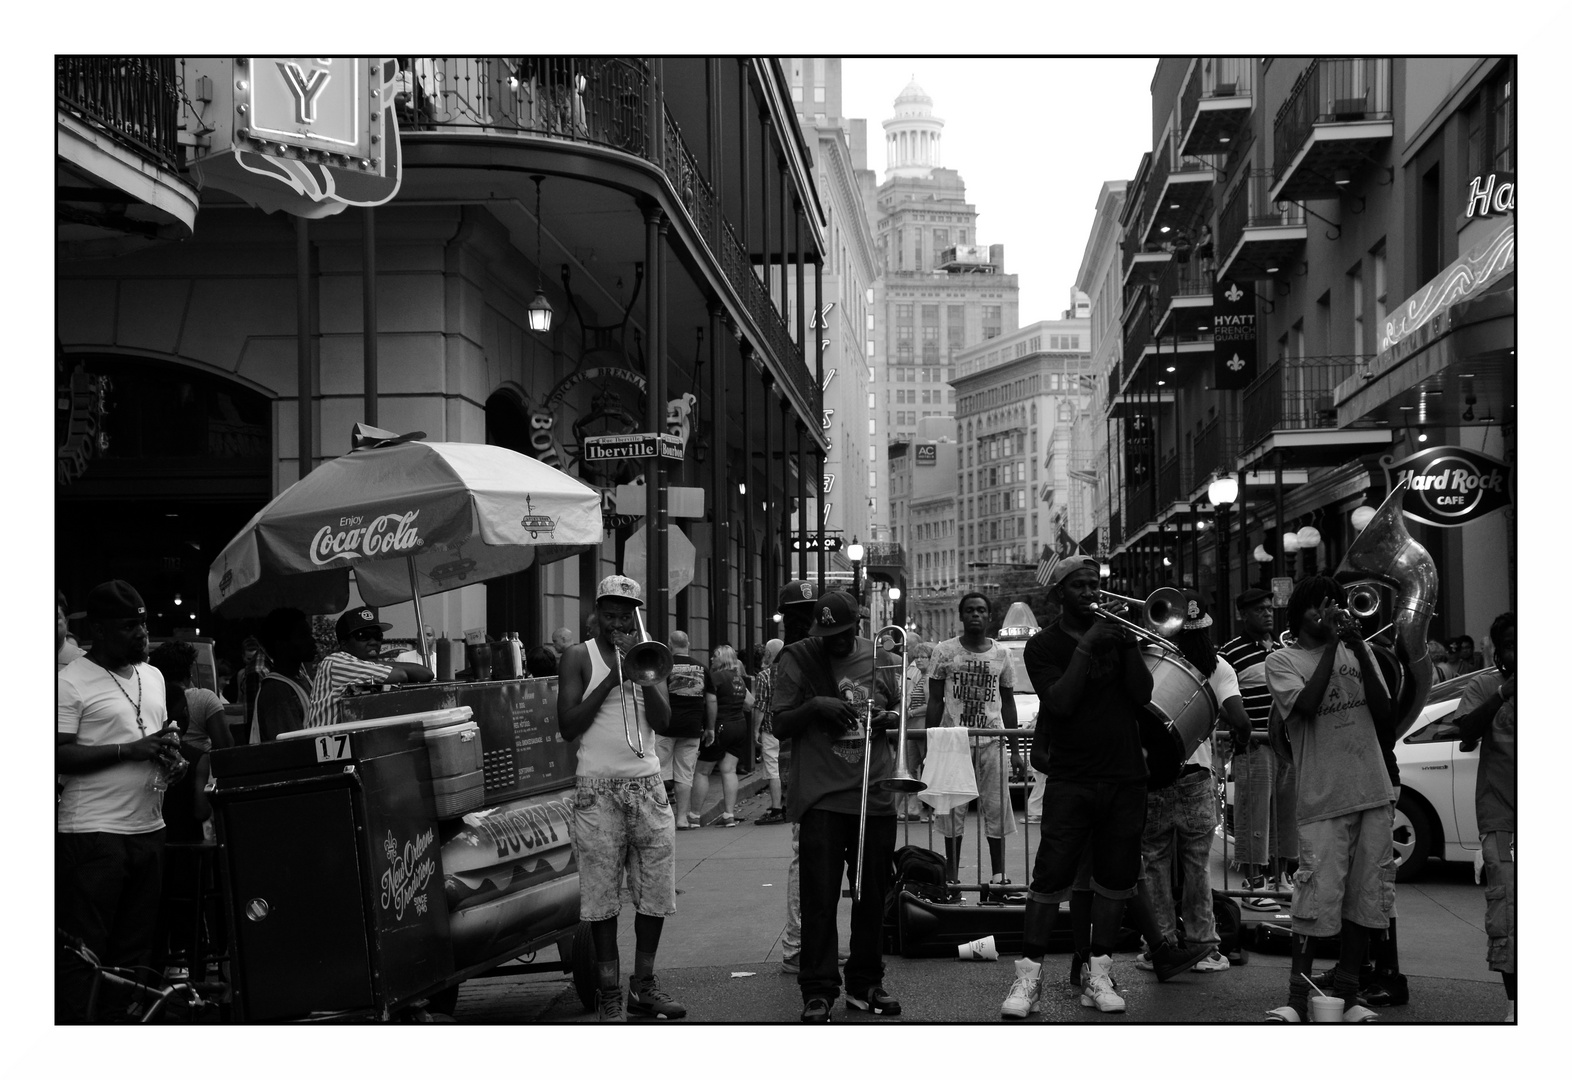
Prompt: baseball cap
<box><xmin>1235</xmin><ymin>587</ymin><xmax>1272</xmax><ymax>611</ymax></box>
<box><xmin>596</xmin><ymin>574</ymin><xmax>644</xmax><ymax>607</ymax></box>
<box><xmin>778</xmin><ymin>580</ymin><xmax>819</xmax><ymax>609</ymax></box>
<box><xmin>807</xmin><ymin>591</ymin><xmax>860</xmax><ymax>637</ymax></box>
<box><xmin>1181</xmin><ymin>590</ymin><xmax>1212</xmax><ymax>630</ymax></box>
<box><xmin>85</xmin><ymin>580</ymin><xmax>147</xmax><ymax>621</ymax></box>
<box><xmin>1047</xmin><ymin>555</ymin><xmax>1101</xmax><ymax>589</ymax></box>
<box><xmin>335</xmin><ymin>605</ymin><xmax>393</xmax><ymax>640</ymax></box>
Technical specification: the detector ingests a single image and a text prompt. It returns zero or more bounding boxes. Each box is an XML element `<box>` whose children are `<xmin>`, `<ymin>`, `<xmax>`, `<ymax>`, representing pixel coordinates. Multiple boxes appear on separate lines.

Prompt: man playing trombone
<box><xmin>558</xmin><ymin>575</ymin><xmax>684</xmax><ymax>1022</ymax></box>
<box><xmin>1007</xmin><ymin>556</ymin><xmax>1155</xmax><ymax>1017</ymax></box>
<box><xmin>772</xmin><ymin>590</ymin><xmax>903</xmax><ymax>1022</ymax></box>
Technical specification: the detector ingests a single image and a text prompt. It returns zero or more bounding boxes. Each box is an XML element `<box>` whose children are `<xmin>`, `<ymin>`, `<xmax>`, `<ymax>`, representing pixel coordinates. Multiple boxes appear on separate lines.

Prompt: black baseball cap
<box><xmin>807</xmin><ymin>591</ymin><xmax>859</xmax><ymax>637</ymax></box>
<box><xmin>85</xmin><ymin>580</ymin><xmax>146</xmax><ymax>621</ymax></box>
<box><xmin>335</xmin><ymin>605</ymin><xmax>392</xmax><ymax>640</ymax></box>
<box><xmin>778</xmin><ymin>580</ymin><xmax>819</xmax><ymax>609</ymax></box>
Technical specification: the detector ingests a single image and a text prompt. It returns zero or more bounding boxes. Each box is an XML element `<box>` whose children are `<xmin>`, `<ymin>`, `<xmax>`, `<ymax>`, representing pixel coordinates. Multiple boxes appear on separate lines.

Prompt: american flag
<box><xmin>1035</xmin><ymin>526</ymin><xmax>1083</xmax><ymax>586</ymax></box>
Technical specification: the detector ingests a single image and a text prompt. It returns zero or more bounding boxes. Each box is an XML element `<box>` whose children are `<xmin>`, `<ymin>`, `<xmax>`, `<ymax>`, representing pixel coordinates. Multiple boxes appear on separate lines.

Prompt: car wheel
<box><xmin>1392</xmin><ymin>791</ymin><xmax>1434</xmax><ymax>884</ymax></box>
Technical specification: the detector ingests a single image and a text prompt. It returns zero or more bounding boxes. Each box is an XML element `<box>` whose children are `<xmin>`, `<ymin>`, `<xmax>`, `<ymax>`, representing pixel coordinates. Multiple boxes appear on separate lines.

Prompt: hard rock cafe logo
<box><xmin>1382</xmin><ymin>446</ymin><xmax>1513</xmax><ymax>529</ymax></box>
<box><xmin>380</xmin><ymin>827</ymin><xmax>437</xmax><ymax>922</ymax></box>
<box><xmin>310</xmin><ymin>510</ymin><xmax>424</xmax><ymax>565</ymax></box>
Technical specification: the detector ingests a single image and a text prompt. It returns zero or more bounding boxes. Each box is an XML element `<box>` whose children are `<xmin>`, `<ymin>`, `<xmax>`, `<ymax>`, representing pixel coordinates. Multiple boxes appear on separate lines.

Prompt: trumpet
<box><xmin>1088</xmin><ymin>586</ymin><xmax>1186</xmax><ymax>653</ymax></box>
<box><xmin>853</xmin><ymin>625</ymin><xmax>926</xmax><ymax>902</ymax></box>
<box><xmin>612</xmin><ymin>607</ymin><xmax>673</xmax><ymax>758</ymax></box>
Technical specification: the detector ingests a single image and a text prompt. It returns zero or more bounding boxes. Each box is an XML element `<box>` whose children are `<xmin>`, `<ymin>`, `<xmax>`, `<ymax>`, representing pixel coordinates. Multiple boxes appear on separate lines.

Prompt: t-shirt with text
<box><xmin>929</xmin><ymin>637</ymin><xmax>1014</xmax><ymax>734</ymax></box>
<box><xmin>1265</xmin><ymin>642</ymin><xmax>1392</xmax><ymax>824</ymax></box>
<box><xmin>666</xmin><ymin>654</ymin><xmax>714</xmax><ymax>739</ymax></box>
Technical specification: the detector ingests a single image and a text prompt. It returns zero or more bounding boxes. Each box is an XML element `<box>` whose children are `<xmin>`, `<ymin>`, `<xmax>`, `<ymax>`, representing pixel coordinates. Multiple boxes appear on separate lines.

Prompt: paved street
<box><xmin>452</xmin><ymin>782</ymin><xmax>1506</xmax><ymax>1025</ymax></box>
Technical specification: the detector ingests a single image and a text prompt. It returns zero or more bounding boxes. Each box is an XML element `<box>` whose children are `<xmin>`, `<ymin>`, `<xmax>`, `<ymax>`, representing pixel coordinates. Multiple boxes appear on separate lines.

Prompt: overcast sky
<box><xmin>838</xmin><ymin>58</ymin><xmax>1158</xmax><ymax>321</ymax></box>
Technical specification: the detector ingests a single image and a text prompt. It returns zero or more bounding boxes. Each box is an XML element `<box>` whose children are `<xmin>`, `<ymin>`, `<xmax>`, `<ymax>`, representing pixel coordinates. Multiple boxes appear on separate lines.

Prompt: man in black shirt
<box><xmin>660</xmin><ymin>630</ymin><xmax>713</xmax><ymax>829</ymax></box>
<box><xmin>1000</xmin><ymin>556</ymin><xmax>1202</xmax><ymax>1018</ymax></box>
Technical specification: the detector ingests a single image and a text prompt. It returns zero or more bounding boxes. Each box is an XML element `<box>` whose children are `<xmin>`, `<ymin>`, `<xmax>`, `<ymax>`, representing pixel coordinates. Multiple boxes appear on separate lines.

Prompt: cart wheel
<box><xmin>426</xmin><ymin>985</ymin><xmax>460</xmax><ymax>1017</ymax></box>
<box><xmin>559</xmin><ymin>921</ymin><xmax>597</xmax><ymax>1013</ymax></box>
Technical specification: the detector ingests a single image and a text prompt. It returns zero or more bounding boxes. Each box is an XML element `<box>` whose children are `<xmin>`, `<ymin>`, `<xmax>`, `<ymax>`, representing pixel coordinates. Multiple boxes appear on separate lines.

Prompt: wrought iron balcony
<box><xmin>1271</xmin><ymin>58</ymin><xmax>1393</xmax><ymax>203</ymax></box>
<box><xmin>1152</xmin><ymin>256</ymin><xmax>1213</xmax><ymax>338</ymax></box>
<box><xmin>1178</xmin><ymin>58</ymin><xmax>1254</xmax><ymax>157</ymax></box>
<box><xmin>57</xmin><ymin>57</ymin><xmax>184</xmax><ymax>173</ymax></box>
<box><xmin>1157</xmin><ymin>452</ymin><xmax>1190</xmax><ymax>508</ymax></box>
<box><xmin>1125</xmin><ymin>479</ymin><xmax>1156</xmax><ymax>534</ymax></box>
<box><xmin>1143</xmin><ymin>134</ymin><xmax>1217</xmax><ymax>247</ymax></box>
<box><xmin>1240</xmin><ymin>355</ymin><xmax>1365</xmax><ymax>451</ymax></box>
<box><xmin>1217</xmin><ymin>169</ymin><xmax>1307</xmax><ymax>282</ymax></box>
<box><xmin>396</xmin><ymin>57</ymin><xmax>817</xmax><ymax>416</ymax></box>
<box><xmin>1192</xmin><ymin>411</ymin><xmax>1238</xmax><ymax>488</ymax></box>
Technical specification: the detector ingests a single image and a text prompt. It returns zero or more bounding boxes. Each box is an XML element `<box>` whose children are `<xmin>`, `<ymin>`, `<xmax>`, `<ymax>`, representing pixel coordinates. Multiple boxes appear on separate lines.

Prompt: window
<box><xmin>792</xmin><ymin>85</ymin><xmax>802</xmax><ymax>102</ymax></box>
<box><xmin>1350</xmin><ymin>264</ymin><xmax>1365</xmax><ymax>357</ymax></box>
<box><xmin>1467</xmin><ymin>65</ymin><xmax>1514</xmax><ymax>176</ymax></box>
<box><xmin>1373</xmin><ymin>243</ymin><xmax>1388</xmax><ymax>339</ymax></box>
<box><xmin>814</xmin><ymin>85</ymin><xmax>825</xmax><ymax>103</ymax></box>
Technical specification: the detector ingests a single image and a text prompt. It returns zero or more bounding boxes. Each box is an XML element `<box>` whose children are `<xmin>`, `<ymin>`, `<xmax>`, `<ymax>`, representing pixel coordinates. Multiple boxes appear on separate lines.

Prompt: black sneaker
<box><xmin>845</xmin><ymin>985</ymin><xmax>901</xmax><ymax>1016</ymax></box>
<box><xmin>801</xmin><ymin>996</ymin><xmax>833</xmax><ymax>1023</ymax></box>
<box><xmin>1150</xmin><ymin>940</ymin><xmax>1213</xmax><ymax>982</ymax></box>
<box><xmin>755</xmin><ymin>807</ymin><xmax>786</xmax><ymax>825</ymax></box>
<box><xmin>1308</xmin><ymin>968</ymin><xmax>1370</xmax><ymax>1007</ymax></box>
<box><xmin>627</xmin><ymin>976</ymin><xmax>687</xmax><ymax>1019</ymax></box>
<box><xmin>1363</xmin><ymin>972</ymin><xmax>1409</xmax><ymax>1008</ymax></box>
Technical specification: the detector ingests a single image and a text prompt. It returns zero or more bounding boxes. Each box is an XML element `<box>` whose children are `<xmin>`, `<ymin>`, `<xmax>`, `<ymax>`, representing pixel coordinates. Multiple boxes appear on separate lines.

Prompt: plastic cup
<box><xmin>957</xmin><ymin>936</ymin><xmax>998</xmax><ymax>961</ymax></box>
<box><xmin>1309</xmin><ymin>995</ymin><xmax>1344</xmax><ymax>1023</ymax></box>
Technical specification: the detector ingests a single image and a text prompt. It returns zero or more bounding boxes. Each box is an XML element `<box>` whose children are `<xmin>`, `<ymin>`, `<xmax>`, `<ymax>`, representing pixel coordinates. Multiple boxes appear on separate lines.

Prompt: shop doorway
<box><xmin>56</xmin><ymin>356</ymin><xmax>271</xmax><ymax>670</ymax></box>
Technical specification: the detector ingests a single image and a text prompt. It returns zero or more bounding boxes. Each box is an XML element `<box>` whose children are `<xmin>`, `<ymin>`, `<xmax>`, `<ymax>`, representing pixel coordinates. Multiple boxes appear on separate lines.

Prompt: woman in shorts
<box><xmin>691</xmin><ymin>645</ymin><xmax>754</xmax><ymax>827</ymax></box>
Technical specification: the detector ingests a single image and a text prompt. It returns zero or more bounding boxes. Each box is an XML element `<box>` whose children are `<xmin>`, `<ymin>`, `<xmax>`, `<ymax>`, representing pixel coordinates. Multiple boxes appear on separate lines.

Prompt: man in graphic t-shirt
<box><xmin>660</xmin><ymin>629</ymin><xmax>714</xmax><ymax>828</ymax></box>
<box><xmin>773</xmin><ymin>590</ymin><xmax>902</xmax><ymax>1023</ymax></box>
<box><xmin>927</xmin><ymin>591</ymin><xmax>1022</xmax><ymax>898</ymax></box>
<box><xmin>1262</xmin><ymin>575</ymin><xmax>1393</xmax><ymax>1024</ymax></box>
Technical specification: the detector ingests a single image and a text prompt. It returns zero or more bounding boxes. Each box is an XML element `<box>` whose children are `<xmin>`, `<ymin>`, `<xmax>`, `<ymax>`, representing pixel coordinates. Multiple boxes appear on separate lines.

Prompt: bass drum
<box><xmin>1141</xmin><ymin>645</ymin><xmax>1219</xmax><ymax>767</ymax></box>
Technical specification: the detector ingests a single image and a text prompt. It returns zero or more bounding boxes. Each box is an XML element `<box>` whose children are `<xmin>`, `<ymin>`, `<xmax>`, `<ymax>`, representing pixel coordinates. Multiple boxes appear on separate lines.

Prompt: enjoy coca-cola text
<box><xmin>310</xmin><ymin>510</ymin><xmax>423</xmax><ymax>565</ymax></box>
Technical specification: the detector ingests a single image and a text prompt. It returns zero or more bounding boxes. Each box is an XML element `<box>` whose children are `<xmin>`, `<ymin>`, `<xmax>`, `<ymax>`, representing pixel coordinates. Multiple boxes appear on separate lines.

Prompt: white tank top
<box><xmin>576</xmin><ymin>639</ymin><xmax>660</xmax><ymax>778</ymax></box>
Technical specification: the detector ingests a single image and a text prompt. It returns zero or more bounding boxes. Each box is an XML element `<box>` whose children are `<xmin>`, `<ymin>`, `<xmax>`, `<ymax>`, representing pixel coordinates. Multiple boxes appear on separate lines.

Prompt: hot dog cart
<box><xmin>209</xmin><ymin>676</ymin><xmax>593</xmax><ymax>1021</ymax></box>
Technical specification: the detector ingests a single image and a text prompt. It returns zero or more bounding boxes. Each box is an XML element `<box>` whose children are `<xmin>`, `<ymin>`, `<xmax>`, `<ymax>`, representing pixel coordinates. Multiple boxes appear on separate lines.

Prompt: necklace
<box><xmin>95</xmin><ymin>658</ymin><xmax>145</xmax><ymax>734</ymax></box>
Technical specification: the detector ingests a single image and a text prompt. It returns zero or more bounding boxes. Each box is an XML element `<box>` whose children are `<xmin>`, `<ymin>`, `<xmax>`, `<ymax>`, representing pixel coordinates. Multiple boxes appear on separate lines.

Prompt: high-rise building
<box><xmin>866</xmin><ymin>79</ymin><xmax>1020</xmax><ymax>539</ymax></box>
<box><xmin>951</xmin><ymin>319</ymin><xmax>1091</xmax><ymax>591</ymax></box>
<box><xmin>783</xmin><ymin>58</ymin><xmax>880</xmax><ymax>565</ymax></box>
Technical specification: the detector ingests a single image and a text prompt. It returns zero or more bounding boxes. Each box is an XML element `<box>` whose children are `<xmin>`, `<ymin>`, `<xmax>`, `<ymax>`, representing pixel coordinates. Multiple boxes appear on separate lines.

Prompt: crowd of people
<box><xmin>58</xmin><ymin>558</ymin><xmax>1515</xmax><ymax>1025</ymax></box>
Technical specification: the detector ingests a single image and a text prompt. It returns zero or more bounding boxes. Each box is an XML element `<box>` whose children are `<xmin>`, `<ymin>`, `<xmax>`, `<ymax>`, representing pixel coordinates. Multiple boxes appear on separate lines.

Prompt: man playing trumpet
<box><xmin>558</xmin><ymin>575</ymin><xmax>683</xmax><ymax>1022</ymax></box>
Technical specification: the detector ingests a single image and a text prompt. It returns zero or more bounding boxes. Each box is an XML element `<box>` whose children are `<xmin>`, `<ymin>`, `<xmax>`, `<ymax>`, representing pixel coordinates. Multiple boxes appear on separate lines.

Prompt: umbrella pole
<box><xmin>407</xmin><ymin>556</ymin><xmax>430</xmax><ymax>668</ymax></box>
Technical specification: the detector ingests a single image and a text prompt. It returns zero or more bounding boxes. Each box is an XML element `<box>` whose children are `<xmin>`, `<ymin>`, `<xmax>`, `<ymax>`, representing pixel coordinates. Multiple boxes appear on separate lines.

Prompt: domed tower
<box><xmin>882</xmin><ymin>78</ymin><xmax>943</xmax><ymax>178</ymax></box>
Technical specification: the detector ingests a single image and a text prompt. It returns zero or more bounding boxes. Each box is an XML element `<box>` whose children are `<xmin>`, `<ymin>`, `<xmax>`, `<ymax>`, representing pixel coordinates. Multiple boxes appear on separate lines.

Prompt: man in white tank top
<box><xmin>557</xmin><ymin>575</ymin><xmax>683</xmax><ymax>1022</ymax></box>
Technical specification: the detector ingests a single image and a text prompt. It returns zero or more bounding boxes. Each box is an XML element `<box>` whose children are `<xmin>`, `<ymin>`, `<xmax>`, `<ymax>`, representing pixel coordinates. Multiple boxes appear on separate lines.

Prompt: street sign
<box><xmin>1271</xmin><ymin>576</ymin><xmax>1294</xmax><ymax>608</ymax></box>
<box><xmin>791</xmin><ymin>535</ymin><xmax>843</xmax><ymax>553</ymax></box>
<box><xmin>582</xmin><ymin>432</ymin><xmax>684</xmax><ymax>462</ymax></box>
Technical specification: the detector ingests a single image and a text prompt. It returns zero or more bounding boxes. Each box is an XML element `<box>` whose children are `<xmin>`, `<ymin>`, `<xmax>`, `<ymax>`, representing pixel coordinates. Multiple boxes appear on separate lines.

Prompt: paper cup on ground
<box><xmin>957</xmin><ymin>936</ymin><xmax>998</xmax><ymax>961</ymax></box>
<box><xmin>1309</xmin><ymin>995</ymin><xmax>1344</xmax><ymax>1023</ymax></box>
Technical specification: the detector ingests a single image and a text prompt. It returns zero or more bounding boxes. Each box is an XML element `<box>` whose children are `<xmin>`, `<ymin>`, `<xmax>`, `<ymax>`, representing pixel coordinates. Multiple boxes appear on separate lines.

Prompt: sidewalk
<box><xmin>453</xmin><ymin>787</ymin><xmax>1507</xmax><ymax>1023</ymax></box>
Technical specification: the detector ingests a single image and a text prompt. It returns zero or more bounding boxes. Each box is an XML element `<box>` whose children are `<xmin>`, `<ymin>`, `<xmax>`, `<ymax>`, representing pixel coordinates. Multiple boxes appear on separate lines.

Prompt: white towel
<box><xmin>919</xmin><ymin>727</ymin><xmax>978</xmax><ymax>814</ymax></box>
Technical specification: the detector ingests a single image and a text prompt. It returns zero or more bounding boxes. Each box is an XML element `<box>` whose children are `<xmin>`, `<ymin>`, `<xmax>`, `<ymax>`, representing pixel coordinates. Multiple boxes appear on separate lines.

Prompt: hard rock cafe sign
<box><xmin>1381</xmin><ymin>445</ymin><xmax>1513</xmax><ymax>528</ymax></box>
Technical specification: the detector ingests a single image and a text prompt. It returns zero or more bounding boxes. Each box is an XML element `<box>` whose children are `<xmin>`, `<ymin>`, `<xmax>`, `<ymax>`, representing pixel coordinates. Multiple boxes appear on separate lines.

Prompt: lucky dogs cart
<box><xmin>205</xmin><ymin>430</ymin><xmax>606</xmax><ymax>1020</ymax></box>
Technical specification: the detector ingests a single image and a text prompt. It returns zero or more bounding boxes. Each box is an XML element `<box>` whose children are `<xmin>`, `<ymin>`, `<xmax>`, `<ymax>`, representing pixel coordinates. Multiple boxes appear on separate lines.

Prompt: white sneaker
<box><xmin>1080</xmin><ymin>954</ymin><xmax>1126</xmax><ymax>1012</ymax></box>
<box><xmin>1193</xmin><ymin>949</ymin><xmax>1230</xmax><ymax>972</ymax></box>
<box><xmin>1000</xmin><ymin>957</ymin><xmax>1042</xmax><ymax>1019</ymax></box>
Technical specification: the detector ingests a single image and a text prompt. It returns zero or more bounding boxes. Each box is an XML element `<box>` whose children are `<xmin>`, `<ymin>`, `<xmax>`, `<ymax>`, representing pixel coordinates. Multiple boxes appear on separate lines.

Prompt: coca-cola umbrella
<box><xmin>207</xmin><ymin>435</ymin><xmax>605</xmax><ymax>652</ymax></box>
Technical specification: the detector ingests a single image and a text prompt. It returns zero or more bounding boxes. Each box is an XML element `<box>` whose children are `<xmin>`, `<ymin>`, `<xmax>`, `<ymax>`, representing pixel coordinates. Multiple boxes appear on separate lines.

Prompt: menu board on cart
<box><xmin>338</xmin><ymin>678</ymin><xmax>577</xmax><ymax>802</ymax></box>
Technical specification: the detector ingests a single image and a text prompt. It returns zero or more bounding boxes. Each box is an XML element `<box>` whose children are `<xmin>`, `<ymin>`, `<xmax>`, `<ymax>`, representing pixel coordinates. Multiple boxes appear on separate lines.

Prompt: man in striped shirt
<box><xmin>1217</xmin><ymin>588</ymin><xmax>1295</xmax><ymax>907</ymax></box>
<box><xmin>306</xmin><ymin>606</ymin><xmax>433</xmax><ymax>728</ymax></box>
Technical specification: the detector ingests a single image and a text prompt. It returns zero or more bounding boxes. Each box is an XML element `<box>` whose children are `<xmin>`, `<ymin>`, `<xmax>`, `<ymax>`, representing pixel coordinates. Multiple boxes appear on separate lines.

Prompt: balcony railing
<box><xmin>1240</xmin><ymin>356</ymin><xmax>1365</xmax><ymax>450</ymax></box>
<box><xmin>1144</xmin><ymin>134</ymin><xmax>1215</xmax><ymax>239</ymax></box>
<box><xmin>1126</xmin><ymin>479</ymin><xmax>1156</xmax><ymax>534</ymax></box>
<box><xmin>1157</xmin><ymin>453</ymin><xmax>1190</xmax><ymax>507</ymax></box>
<box><xmin>1178</xmin><ymin>57</ymin><xmax>1255</xmax><ymax>143</ymax></box>
<box><xmin>1153</xmin><ymin>256</ymin><xmax>1212</xmax><ymax>322</ymax></box>
<box><xmin>397</xmin><ymin>57</ymin><xmax>817</xmax><ymax>415</ymax></box>
<box><xmin>1217</xmin><ymin>169</ymin><xmax>1306</xmax><ymax>268</ymax></box>
<box><xmin>1272</xmin><ymin>58</ymin><xmax>1393</xmax><ymax>186</ymax></box>
<box><xmin>1192</xmin><ymin>412</ymin><xmax>1238</xmax><ymax>487</ymax></box>
<box><xmin>398</xmin><ymin>57</ymin><xmax>652</xmax><ymax>155</ymax></box>
<box><xmin>57</xmin><ymin>57</ymin><xmax>184</xmax><ymax>173</ymax></box>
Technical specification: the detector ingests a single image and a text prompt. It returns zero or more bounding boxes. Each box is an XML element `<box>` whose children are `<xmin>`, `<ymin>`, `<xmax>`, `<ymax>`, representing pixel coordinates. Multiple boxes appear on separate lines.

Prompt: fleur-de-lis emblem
<box><xmin>383</xmin><ymin>832</ymin><xmax>399</xmax><ymax>862</ymax></box>
<box><xmin>1224</xmin><ymin>283</ymin><xmax>1244</xmax><ymax>302</ymax></box>
<box><xmin>1228</xmin><ymin>354</ymin><xmax>1246</xmax><ymax>371</ymax></box>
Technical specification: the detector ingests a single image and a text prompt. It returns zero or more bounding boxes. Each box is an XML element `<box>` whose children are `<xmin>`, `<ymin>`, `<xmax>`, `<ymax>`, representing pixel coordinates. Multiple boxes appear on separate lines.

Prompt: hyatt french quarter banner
<box><xmin>1213</xmin><ymin>279</ymin><xmax>1258</xmax><ymax>390</ymax></box>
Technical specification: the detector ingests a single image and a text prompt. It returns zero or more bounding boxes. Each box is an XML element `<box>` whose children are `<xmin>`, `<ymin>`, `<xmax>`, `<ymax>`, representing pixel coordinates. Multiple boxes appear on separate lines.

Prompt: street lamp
<box><xmin>888</xmin><ymin>585</ymin><xmax>901</xmax><ymax>632</ymax></box>
<box><xmin>847</xmin><ymin>537</ymin><xmax>865</xmax><ymax>629</ymax></box>
<box><xmin>1208</xmin><ymin>474</ymin><xmax>1239</xmax><ymax>620</ymax></box>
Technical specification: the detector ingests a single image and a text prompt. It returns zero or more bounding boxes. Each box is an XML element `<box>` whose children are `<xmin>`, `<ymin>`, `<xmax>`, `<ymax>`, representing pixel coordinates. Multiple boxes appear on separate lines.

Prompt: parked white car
<box><xmin>1392</xmin><ymin>671</ymin><xmax>1488</xmax><ymax>881</ymax></box>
